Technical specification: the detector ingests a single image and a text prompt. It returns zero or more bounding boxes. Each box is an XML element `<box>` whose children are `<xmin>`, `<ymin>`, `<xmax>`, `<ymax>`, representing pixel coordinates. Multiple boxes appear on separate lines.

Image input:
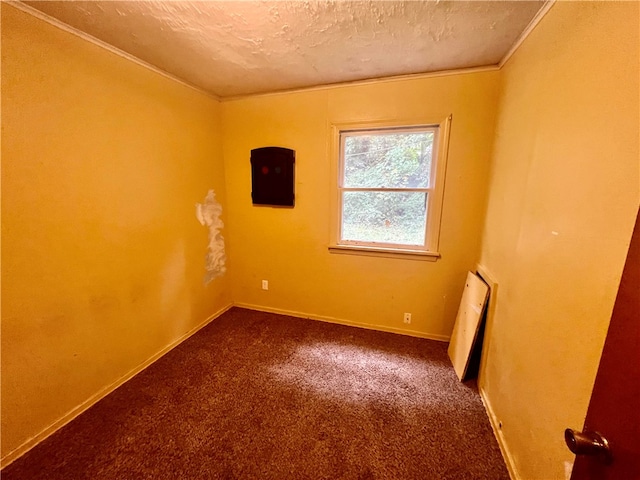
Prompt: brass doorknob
<box><xmin>564</xmin><ymin>428</ymin><xmax>612</xmax><ymax>465</ymax></box>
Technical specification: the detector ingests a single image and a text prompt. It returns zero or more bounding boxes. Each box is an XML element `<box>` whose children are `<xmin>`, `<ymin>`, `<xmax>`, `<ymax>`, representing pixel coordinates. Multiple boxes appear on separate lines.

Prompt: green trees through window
<box><xmin>340</xmin><ymin>129</ymin><xmax>435</xmax><ymax>246</ymax></box>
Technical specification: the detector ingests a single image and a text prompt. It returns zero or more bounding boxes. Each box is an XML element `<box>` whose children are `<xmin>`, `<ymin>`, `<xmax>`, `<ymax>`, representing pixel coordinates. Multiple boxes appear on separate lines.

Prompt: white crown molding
<box><xmin>6</xmin><ymin>1</ymin><xmax>221</xmax><ymax>102</ymax></box>
<box><xmin>499</xmin><ymin>0</ymin><xmax>557</xmax><ymax>68</ymax></box>
<box><xmin>221</xmin><ymin>65</ymin><xmax>501</xmax><ymax>102</ymax></box>
<box><xmin>8</xmin><ymin>0</ymin><xmax>555</xmax><ymax>101</ymax></box>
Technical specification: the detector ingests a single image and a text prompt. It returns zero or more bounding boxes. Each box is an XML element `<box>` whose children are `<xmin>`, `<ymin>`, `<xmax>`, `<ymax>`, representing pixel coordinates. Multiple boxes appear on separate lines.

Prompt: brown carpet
<box><xmin>2</xmin><ymin>307</ymin><xmax>509</xmax><ymax>479</ymax></box>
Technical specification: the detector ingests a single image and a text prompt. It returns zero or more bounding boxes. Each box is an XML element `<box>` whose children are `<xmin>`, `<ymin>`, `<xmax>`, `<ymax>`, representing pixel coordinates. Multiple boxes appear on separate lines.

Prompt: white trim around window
<box><xmin>328</xmin><ymin>115</ymin><xmax>452</xmax><ymax>260</ymax></box>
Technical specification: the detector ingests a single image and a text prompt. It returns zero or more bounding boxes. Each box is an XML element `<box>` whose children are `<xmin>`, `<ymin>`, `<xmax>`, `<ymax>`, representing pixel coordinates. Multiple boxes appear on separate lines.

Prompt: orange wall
<box><xmin>1</xmin><ymin>4</ymin><xmax>230</xmax><ymax>461</ymax></box>
<box><xmin>5</xmin><ymin>2</ymin><xmax>638</xmax><ymax>476</ymax></box>
<box><xmin>222</xmin><ymin>71</ymin><xmax>499</xmax><ymax>339</ymax></box>
<box><xmin>478</xmin><ymin>2</ymin><xmax>639</xmax><ymax>479</ymax></box>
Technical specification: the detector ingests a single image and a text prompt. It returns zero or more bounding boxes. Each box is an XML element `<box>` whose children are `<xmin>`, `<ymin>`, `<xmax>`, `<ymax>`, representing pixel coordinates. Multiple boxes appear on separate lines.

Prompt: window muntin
<box><xmin>333</xmin><ymin>120</ymin><xmax>449</xmax><ymax>257</ymax></box>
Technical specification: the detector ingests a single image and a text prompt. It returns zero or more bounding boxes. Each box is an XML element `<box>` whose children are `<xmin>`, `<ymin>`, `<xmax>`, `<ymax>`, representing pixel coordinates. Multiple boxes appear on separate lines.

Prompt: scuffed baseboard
<box><xmin>479</xmin><ymin>387</ymin><xmax>520</xmax><ymax>480</ymax></box>
<box><xmin>234</xmin><ymin>302</ymin><xmax>451</xmax><ymax>342</ymax></box>
<box><xmin>1</xmin><ymin>303</ymin><xmax>233</xmax><ymax>469</ymax></box>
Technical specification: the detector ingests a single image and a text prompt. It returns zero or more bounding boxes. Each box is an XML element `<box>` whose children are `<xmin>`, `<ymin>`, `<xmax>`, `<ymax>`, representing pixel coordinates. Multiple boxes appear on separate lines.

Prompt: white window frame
<box><xmin>329</xmin><ymin>116</ymin><xmax>451</xmax><ymax>260</ymax></box>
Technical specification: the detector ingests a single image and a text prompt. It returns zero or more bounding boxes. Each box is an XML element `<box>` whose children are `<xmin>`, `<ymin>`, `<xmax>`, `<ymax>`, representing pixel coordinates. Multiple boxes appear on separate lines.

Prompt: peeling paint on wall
<box><xmin>196</xmin><ymin>189</ymin><xmax>226</xmax><ymax>284</ymax></box>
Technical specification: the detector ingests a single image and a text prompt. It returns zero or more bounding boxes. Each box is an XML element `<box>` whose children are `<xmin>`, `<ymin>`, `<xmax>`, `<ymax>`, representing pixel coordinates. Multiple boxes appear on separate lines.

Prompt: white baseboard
<box><xmin>0</xmin><ymin>303</ymin><xmax>233</xmax><ymax>469</ymax></box>
<box><xmin>2</xmin><ymin>301</ymin><xmax>447</xmax><ymax>468</ymax></box>
<box><xmin>479</xmin><ymin>386</ymin><xmax>519</xmax><ymax>480</ymax></box>
<box><xmin>234</xmin><ymin>302</ymin><xmax>450</xmax><ymax>342</ymax></box>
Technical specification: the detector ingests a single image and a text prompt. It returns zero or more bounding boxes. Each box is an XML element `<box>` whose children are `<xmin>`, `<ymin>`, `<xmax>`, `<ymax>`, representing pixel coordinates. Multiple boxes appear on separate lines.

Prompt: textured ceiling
<box><xmin>23</xmin><ymin>1</ymin><xmax>547</xmax><ymax>98</ymax></box>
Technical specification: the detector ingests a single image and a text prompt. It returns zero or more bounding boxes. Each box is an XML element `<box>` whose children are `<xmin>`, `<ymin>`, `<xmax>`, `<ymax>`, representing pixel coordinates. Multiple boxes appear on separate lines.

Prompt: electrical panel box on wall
<box><xmin>250</xmin><ymin>147</ymin><xmax>295</xmax><ymax>207</ymax></box>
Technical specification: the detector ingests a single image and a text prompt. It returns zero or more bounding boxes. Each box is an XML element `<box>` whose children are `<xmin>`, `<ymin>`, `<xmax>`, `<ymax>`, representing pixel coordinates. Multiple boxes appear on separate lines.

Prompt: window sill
<box><xmin>328</xmin><ymin>244</ymin><xmax>440</xmax><ymax>261</ymax></box>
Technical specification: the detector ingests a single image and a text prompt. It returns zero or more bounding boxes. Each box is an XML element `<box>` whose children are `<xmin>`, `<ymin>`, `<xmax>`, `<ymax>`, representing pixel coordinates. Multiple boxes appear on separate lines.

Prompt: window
<box><xmin>330</xmin><ymin>117</ymin><xmax>451</xmax><ymax>258</ymax></box>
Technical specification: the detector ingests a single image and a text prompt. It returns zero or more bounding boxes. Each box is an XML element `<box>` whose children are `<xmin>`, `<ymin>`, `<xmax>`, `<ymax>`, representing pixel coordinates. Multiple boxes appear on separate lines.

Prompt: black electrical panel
<box><xmin>250</xmin><ymin>147</ymin><xmax>295</xmax><ymax>207</ymax></box>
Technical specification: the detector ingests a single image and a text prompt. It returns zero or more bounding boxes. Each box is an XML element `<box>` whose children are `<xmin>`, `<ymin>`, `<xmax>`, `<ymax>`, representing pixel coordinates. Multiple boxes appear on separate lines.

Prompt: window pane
<box><xmin>343</xmin><ymin>131</ymin><xmax>434</xmax><ymax>188</ymax></box>
<box><xmin>341</xmin><ymin>191</ymin><xmax>427</xmax><ymax>246</ymax></box>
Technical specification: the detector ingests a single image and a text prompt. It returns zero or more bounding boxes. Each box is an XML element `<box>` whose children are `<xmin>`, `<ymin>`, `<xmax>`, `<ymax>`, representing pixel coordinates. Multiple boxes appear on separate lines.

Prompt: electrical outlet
<box><xmin>261</xmin><ymin>280</ymin><xmax>269</xmax><ymax>290</ymax></box>
<box><xmin>403</xmin><ymin>313</ymin><xmax>411</xmax><ymax>324</ymax></box>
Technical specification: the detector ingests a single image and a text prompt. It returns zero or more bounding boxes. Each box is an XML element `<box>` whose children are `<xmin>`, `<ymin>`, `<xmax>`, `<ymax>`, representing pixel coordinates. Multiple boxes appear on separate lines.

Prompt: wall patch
<box><xmin>196</xmin><ymin>189</ymin><xmax>227</xmax><ymax>284</ymax></box>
